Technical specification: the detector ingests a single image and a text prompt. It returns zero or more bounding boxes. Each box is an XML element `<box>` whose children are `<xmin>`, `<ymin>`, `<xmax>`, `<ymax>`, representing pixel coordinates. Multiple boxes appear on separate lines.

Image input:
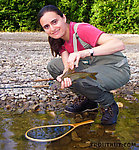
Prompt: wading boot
<box><xmin>101</xmin><ymin>101</ymin><xmax>119</xmax><ymax>125</ymax></box>
<box><xmin>65</xmin><ymin>98</ymin><xmax>98</xmax><ymax>113</ymax></box>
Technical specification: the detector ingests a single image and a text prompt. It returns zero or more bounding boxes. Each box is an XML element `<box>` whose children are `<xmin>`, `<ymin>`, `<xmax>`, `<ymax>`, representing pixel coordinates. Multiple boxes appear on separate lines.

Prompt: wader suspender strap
<box><xmin>73</xmin><ymin>23</ymin><xmax>92</xmax><ymax>52</ymax></box>
<box><xmin>73</xmin><ymin>23</ymin><xmax>128</xmax><ymax>67</ymax></box>
<box><xmin>73</xmin><ymin>24</ymin><xmax>78</xmax><ymax>52</ymax></box>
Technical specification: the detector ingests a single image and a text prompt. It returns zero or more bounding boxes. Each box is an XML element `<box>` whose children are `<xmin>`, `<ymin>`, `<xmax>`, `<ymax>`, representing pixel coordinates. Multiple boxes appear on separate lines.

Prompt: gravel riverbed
<box><xmin>0</xmin><ymin>32</ymin><xmax>139</xmax><ymax>113</ymax></box>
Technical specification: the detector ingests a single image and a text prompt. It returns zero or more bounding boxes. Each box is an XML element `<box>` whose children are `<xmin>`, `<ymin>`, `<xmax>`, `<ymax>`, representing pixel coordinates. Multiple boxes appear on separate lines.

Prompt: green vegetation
<box><xmin>0</xmin><ymin>0</ymin><xmax>138</xmax><ymax>33</ymax></box>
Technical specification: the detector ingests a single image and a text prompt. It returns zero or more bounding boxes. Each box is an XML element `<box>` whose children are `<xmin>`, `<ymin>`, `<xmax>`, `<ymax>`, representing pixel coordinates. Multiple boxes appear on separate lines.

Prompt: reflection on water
<box><xmin>0</xmin><ymin>118</ymin><xmax>16</xmax><ymax>150</ymax></box>
<box><xmin>0</xmin><ymin>97</ymin><xmax>138</xmax><ymax>150</ymax></box>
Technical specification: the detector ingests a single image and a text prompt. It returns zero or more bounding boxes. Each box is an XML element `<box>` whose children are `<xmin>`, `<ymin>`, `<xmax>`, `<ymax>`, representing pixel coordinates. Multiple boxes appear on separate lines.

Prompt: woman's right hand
<box><xmin>56</xmin><ymin>70</ymin><xmax>72</xmax><ymax>89</ymax></box>
<box><xmin>56</xmin><ymin>73</ymin><xmax>63</xmax><ymax>82</ymax></box>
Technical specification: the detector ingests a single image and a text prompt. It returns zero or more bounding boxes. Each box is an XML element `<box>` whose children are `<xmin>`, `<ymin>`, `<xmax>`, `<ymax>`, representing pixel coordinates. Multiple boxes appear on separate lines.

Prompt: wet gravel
<box><xmin>0</xmin><ymin>32</ymin><xmax>139</xmax><ymax>113</ymax></box>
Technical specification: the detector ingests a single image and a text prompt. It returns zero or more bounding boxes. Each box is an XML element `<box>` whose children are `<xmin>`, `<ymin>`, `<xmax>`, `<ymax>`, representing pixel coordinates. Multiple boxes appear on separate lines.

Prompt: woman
<box><xmin>38</xmin><ymin>5</ymin><xmax>130</xmax><ymax>125</ymax></box>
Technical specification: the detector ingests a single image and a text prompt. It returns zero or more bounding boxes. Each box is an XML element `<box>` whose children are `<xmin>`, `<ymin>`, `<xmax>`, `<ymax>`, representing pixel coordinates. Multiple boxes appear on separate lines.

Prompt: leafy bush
<box><xmin>0</xmin><ymin>0</ymin><xmax>46</xmax><ymax>31</ymax></box>
<box><xmin>57</xmin><ymin>0</ymin><xmax>94</xmax><ymax>23</ymax></box>
<box><xmin>57</xmin><ymin>0</ymin><xmax>138</xmax><ymax>33</ymax></box>
<box><xmin>89</xmin><ymin>0</ymin><xmax>139</xmax><ymax>33</ymax></box>
<box><xmin>0</xmin><ymin>0</ymin><xmax>138</xmax><ymax>33</ymax></box>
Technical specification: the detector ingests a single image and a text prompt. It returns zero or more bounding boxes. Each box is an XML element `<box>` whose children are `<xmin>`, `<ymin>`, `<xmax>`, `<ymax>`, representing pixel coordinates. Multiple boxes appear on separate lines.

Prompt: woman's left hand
<box><xmin>67</xmin><ymin>52</ymin><xmax>81</xmax><ymax>70</ymax></box>
<box><xmin>67</xmin><ymin>50</ymin><xmax>91</xmax><ymax>70</ymax></box>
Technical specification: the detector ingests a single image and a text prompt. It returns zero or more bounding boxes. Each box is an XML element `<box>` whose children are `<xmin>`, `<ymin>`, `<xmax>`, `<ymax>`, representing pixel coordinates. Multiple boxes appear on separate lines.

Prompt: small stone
<box><xmin>61</xmin><ymin>99</ymin><xmax>67</xmax><ymax>104</ymax></box>
<box><xmin>75</xmin><ymin>114</ymin><xmax>83</xmax><ymax>122</ymax></box>
<box><xmin>59</xmin><ymin>93</ymin><xmax>67</xmax><ymax>98</ymax></box>
<box><xmin>135</xmin><ymin>88</ymin><xmax>139</xmax><ymax>94</ymax></box>
<box><xmin>31</xmin><ymin>96</ymin><xmax>39</xmax><ymax>101</ymax></box>
<box><xmin>1</xmin><ymin>97</ymin><xmax>7</xmax><ymax>101</ymax></box>
<box><xmin>124</xmin><ymin>95</ymin><xmax>134</xmax><ymax>101</ymax></box>
<box><xmin>32</xmin><ymin>104</ymin><xmax>40</xmax><ymax>111</ymax></box>
<box><xmin>39</xmin><ymin>95</ymin><xmax>47</xmax><ymax>101</ymax></box>
<box><xmin>47</xmin><ymin>111</ymin><xmax>56</xmax><ymax>118</ymax></box>
<box><xmin>6</xmin><ymin>96</ymin><xmax>15</xmax><ymax>100</ymax></box>
<box><xmin>6</xmin><ymin>105</ymin><xmax>11</xmax><ymax>110</ymax></box>
<box><xmin>117</xmin><ymin>102</ymin><xmax>124</xmax><ymax>108</ymax></box>
<box><xmin>17</xmin><ymin>94</ymin><xmax>25</xmax><ymax>99</ymax></box>
<box><xmin>111</xmin><ymin>90</ymin><xmax>118</xmax><ymax>94</ymax></box>
<box><xmin>71</xmin><ymin>131</ymin><xmax>81</xmax><ymax>142</ymax></box>
<box><xmin>14</xmin><ymin>102</ymin><xmax>29</xmax><ymax>114</ymax></box>
<box><xmin>78</xmin><ymin>141</ymin><xmax>91</xmax><ymax>148</ymax></box>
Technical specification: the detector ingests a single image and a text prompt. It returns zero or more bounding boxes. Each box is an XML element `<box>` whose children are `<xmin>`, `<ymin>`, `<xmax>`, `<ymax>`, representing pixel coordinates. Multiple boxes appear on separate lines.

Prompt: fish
<box><xmin>51</xmin><ymin>69</ymin><xmax>98</xmax><ymax>90</ymax></box>
<box><xmin>61</xmin><ymin>68</ymin><xmax>97</xmax><ymax>81</ymax></box>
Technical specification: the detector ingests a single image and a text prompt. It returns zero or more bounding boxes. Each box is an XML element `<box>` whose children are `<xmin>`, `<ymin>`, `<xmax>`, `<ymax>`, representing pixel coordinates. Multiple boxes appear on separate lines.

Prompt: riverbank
<box><xmin>0</xmin><ymin>32</ymin><xmax>139</xmax><ymax>113</ymax></box>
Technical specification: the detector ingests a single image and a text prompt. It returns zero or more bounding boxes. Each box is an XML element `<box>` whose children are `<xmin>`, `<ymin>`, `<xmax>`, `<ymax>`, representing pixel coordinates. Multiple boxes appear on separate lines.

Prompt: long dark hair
<box><xmin>38</xmin><ymin>5</ymin><xmax>65</xmax><ymax>57</ymax></box>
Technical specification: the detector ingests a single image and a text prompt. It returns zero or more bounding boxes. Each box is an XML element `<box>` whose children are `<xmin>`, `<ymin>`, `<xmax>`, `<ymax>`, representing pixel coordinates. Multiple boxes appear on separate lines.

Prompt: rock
<box><xmin>117</xmin><ymin>102</ymin><xmax>124</xmax><ymax>108</ymax></box>
<box><xmin>6</xmin><ymin>105</ymin><xmax>11</xmax><ymax>110</ymax></box>
<box><xmin>61</xmin><ymin>99</ymin><xmax>67</xmax><ymax>104</ymax></box>
<box><xmin>124</xmin><ymin>95</ymin><xmax>135</xmax><ymax>101</ymax></box>
<box><xmin>78</xmin><ymin>141</ymin><xmax>91</xmax><ymax>148</ymax></box>
<box><xmin>32</xmin><ymin>104</ymin><xmax>40</xmax><ymax>111</ymax></box>
<box><xmin>18</xmin><ymin>94</ymin><xmax>26</xmax><ymax>99</ymax></box>
<box><xmin>1</xmin><ymin>96</ymin><xmax>7</xmax><ymax>101</ymax></box>
<box><xmin>47</xmin><ymin>111</ymin><xmax>56</xmax><ymax>118</ymax></box>
<box><xmin>59</xmin><ymin>93</ymin><xmax>67</xmax><ymax>98</ymax></box>
<box><xmin>14</xmin><ymin>102</ymin><xmax>29</xmax><ymax>114</ymax></box>
<box><xmin>30</xmin><ymin>96</ymin><xmax>39</xmax><ymax>101</ymax></box>
<box><xmin>39</xmin><ymin>95</ymin><xmax>47</xmax><ymax>101</ymax></box>
<box><xmin>71</xmin><ymin>131</ymin><xmax>81</xmax><ymax>142</ymax></box>
<box><xmin>74</xmin><ymin>114</ymin><xmax>83</xmax><ymax>122</ymax></box>
<box><xmin>6</xmin><ymin>96</ymin><xmax>15</xmax><ymax>100</ymax></box>
<box><xmin>135</xmin><ymin>88</ymin><xmax>139</xmax><ymax>94</ymax></box>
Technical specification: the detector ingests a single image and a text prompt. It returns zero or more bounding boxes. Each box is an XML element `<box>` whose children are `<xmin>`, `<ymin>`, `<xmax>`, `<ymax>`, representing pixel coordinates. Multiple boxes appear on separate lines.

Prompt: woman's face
<box><xmin>40</xmin><ymin>11</ymin><xmax>67</xmax><ymax>39</ymax></box>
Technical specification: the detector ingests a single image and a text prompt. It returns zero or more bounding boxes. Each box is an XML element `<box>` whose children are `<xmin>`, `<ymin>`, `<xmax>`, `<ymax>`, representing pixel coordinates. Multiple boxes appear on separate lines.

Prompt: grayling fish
<box><xmin>61</xmin><ymin>69</ymin><xmax>97</xmax><ymax>81</ymax></box>
<box><xmin>51</xmin><ymin>69</ymin><xmax>97</xmax><ymax>89</ymax></box>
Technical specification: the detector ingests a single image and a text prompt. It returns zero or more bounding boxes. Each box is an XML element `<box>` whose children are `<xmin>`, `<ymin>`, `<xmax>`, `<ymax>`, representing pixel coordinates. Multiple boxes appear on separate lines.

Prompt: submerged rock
<box><xmin>14</xmin><ymin>102</ymin><xmax>29</xmax><ymax>114</ymax></box>
<box><xmin>78</xmin><ymin>141</ymin><xmax>91</xmax><ymax>148</ymax></box>
<box><xmin>47</xmin><ymin>111</ymin><xmax>56</xmax><ymax>118</ymax></box>
<box><xmin>71</xmin><ymin>131</ymin><xmax>81</xmax><ymax>142</ymax></box>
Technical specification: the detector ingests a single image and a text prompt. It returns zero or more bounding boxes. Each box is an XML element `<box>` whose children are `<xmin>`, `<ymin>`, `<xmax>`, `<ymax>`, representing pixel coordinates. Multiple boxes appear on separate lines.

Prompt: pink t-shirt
<box><xmin>60</xmin><ymin>22</ymin><xmax>104</xmax><ymax>54</ymax></box>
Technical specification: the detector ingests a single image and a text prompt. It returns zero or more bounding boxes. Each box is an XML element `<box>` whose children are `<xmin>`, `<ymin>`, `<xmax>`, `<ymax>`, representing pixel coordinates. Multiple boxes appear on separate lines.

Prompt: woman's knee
<box><xmin>47</xmin><ymin>59</ymin><xmax>54</xmax><ymax>73</ymax></box>
<box><xmin>47</xmin><ymin>58</ymin><xmax>61</xmax><ymax>72</ymax></box>
<box><xmin>47</xmin><ymin>58</ymin><xmax>64</xmax><ymax>78</ymax></box>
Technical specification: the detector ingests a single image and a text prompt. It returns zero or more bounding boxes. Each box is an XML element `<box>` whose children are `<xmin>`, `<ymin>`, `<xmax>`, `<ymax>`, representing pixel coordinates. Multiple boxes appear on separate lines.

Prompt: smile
<box><xmin>51</xmin><ymin>29</ymin><xmax>60</xmax><ymax>35</ymax></box>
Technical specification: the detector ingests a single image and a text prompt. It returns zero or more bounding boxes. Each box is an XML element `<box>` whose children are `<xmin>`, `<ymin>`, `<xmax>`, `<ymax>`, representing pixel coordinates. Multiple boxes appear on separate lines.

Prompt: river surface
<box><xmin>0</xmin><ymin>96</ymin><xmax>138</xmax><ymax>150</ymax></box>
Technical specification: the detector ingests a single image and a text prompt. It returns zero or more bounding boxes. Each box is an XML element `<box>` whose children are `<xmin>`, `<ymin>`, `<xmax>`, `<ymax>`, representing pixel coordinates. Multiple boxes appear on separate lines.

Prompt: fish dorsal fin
<box><xmin>61</xmin><ymin>68</ymin><xmax>75</xmax><ymax>80</ymax></box>
<box><xmin>68</xmin><ymin>68</ymin><xmax>75</xmax><ymax>74</ymax></box>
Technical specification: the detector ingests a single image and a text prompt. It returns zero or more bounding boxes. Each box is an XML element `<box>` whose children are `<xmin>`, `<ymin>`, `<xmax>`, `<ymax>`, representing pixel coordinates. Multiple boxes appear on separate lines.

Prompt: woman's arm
<box><xmin>93</xmin><ymin>33</ymin><xmax>125</xmax><ymax>56</ymax></box>
<box><xmin>61</xmin><ymin>50</ymin><xmax>69</xmax><ymax>72</ymax></box>
<box><xmin>67</xmin><ymin>33</ymin><xmax>125</xmax><ymax>69</ymax></box>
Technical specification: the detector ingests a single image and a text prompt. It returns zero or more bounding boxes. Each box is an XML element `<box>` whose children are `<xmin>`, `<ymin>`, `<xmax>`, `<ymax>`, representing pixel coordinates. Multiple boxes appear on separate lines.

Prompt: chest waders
<box><xmin>73</xmin><ymin>23</ymin><xmax>128</xmax><ymax>68</ymax></box>
<box><xmin>71</xmin><ymin>23</ymin><xmax>130</xmax><ymax>107</ymax></box>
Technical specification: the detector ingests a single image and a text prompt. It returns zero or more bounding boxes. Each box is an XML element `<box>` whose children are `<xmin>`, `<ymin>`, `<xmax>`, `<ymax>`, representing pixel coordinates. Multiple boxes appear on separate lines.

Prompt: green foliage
<box><xmin>57</xmin><ymin>0</ymin><xmax>94</xmax><ymax>23</ymax></box>
<box><xmin>0</xmin><ymin>0</ymin><xmax>46</xmax><ymax>31</ymax></box>
<box><xmin>0</xmin><ymin>0</ymin><xmax>138</xmax><ymax>33</ymax></box>
<box><xmin>89</xmin><ymin>0</ymin><xmax>139</xmax><ymax>34</ymax></box>
<box><xmin>57</xmin><ymin>0</ymin><xmax>80</xmax><ymax>22</ymax></box>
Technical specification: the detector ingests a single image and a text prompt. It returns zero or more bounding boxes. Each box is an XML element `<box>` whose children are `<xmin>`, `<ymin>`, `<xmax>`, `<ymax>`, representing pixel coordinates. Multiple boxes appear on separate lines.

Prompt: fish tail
<box><xmin>89</xmin><ymin>72</ymin><xmax>98</xmax><ymax>80</ymax></box>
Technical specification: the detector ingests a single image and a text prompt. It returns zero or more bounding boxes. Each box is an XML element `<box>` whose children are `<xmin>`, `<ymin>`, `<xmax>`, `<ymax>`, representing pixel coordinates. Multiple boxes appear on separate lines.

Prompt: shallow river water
<box><xmin>0</xmin><ymin>96</ymin><xmax>138</xmax><ymax>150</ymax></box>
